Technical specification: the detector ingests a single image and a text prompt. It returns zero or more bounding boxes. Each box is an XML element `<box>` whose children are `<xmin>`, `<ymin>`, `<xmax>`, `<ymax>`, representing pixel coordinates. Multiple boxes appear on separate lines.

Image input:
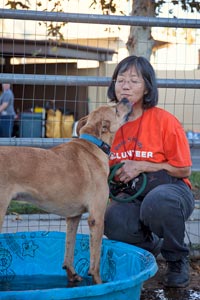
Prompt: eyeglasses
<box><xmin>114</xmin><ymin>78</ymin><xmax>143</xmax><ymax>87</ymax></box>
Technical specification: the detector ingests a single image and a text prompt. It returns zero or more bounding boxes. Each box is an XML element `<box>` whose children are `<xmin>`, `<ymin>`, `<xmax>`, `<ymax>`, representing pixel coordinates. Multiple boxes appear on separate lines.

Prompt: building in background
<box><xmin>0</xmin><ymin>0</ymin><xmax>200</xmax><ymax>132</ymax></box>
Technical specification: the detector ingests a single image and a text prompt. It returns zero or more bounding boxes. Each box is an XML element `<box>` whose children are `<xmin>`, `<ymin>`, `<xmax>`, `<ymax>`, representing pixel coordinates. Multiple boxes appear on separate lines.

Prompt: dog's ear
<box><xmin>76</xmin><ymin>115</ymin><xmax>88</xmax><ymax>136</ymax></box>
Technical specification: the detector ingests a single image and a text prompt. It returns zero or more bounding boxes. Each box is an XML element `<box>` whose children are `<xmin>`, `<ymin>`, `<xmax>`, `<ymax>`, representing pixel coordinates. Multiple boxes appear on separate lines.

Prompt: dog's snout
<box><xmin>117</xmin><ymin>98</ymin><xmax>133</xmax><ymax>118</ymax></box>
<box><xmin>120</xmin><ymin>97</ymin><xmax>129</xmax><ymax>106</ymax></box>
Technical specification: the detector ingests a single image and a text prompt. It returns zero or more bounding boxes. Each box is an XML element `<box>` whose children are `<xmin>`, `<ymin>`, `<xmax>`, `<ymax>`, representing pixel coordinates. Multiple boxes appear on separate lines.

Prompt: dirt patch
<box><xmin>141</xmin><ymin>258</ymin><xmax>200</xmax><ymax>300</ymax></box>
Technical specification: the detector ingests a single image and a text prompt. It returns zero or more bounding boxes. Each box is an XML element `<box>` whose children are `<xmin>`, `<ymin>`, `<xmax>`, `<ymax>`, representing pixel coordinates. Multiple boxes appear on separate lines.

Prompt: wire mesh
<box><xmin>0</xmin><ymin>1</ymin><xmax>199</xmax><ymax>254</ymax></box>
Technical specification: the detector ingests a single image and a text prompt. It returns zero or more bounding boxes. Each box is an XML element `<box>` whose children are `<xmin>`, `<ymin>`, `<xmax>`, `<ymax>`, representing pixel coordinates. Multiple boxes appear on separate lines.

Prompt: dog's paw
<box><xmin>70</xmin><ymin>273</ymin><xmax>83</xmax><ymax>282</ymax></box>
<box><xmin>88</xmin><ymin>270</ymin><xmax>102</xmax><ymax>284</ymax></box>
<box><xmin>62</xmin><ymin>265</ymin><xmax>82</xmax><ymax>282</ymax></box>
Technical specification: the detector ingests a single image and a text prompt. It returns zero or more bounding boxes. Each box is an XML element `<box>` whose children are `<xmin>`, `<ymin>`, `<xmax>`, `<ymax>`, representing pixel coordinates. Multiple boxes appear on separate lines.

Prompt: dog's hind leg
<box><xmin>87</xmin><ymin>211</ymin><xmax>105</xmax><ymax>284</ymax></box>
<box><xmin>63</xmin><ymin>215</ymin><xmax>82</xmax><ymax>282</ymax></box>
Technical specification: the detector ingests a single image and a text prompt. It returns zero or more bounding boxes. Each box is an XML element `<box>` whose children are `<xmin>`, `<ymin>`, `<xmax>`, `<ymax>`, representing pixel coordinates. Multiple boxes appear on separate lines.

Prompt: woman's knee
<box><xmin>140</xmin><ymin>187</ymin><xmax>171</xmax><ymax>225</ymax></box>
<box><xmin>104</xmin><ymin>201</ymin><xmax>146</xmax><ymax>244</ymax></box>
<box><xmin>104</xmin><ymin>201</ymin><xmax>140</xmax><ymax>234</ymax></box>
<box><xmin>140</xmin><ymin>182</ymin><xmax>193</xmax><ymax>228</ymax></box>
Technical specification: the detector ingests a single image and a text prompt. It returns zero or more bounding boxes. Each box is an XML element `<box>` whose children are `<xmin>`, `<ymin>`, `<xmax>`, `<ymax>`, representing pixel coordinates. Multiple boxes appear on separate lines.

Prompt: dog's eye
<box><xmin>102</xmin><ymin>125</ymin><xmax>107</xmax><ymax>132</ymax></box>
<box><xmin>115</xmin><ymin>107</ymin><xmax>120</xmax><ymax>117</ymax></box>
<box><xmin>101</xmin><ymin>120</ymin><xmax>109</xmax><ymax>132</ymax></box>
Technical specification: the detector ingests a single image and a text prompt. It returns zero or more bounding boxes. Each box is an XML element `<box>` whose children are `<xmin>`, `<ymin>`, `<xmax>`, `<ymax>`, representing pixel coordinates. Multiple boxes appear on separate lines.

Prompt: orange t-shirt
<box><xmin>110</xmin><ymin>107</ymin><xmax>192</xmax><ymax>188</ymax></box>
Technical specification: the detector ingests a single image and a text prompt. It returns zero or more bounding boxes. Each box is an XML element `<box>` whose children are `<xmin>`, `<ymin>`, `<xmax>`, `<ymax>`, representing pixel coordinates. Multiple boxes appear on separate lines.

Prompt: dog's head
<box><xmin>77</xmin><ymin>98</ymin><xmax>132</xmax><ymax>145</ymax></box>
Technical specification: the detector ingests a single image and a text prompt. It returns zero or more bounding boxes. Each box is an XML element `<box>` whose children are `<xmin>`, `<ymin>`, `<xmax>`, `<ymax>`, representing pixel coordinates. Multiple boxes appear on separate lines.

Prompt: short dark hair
<box><xmin>107</xmin><ymin>55</ymin><xmax>158</xmax><ymax>109</ymax></box>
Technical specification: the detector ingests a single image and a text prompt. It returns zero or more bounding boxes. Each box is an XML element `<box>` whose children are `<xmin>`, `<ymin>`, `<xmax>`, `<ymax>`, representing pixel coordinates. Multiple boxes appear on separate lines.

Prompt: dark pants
<box><xmin>0</xmin><ymin>115</ymin><xmax>14</xmax><ymax>137</ymax></box>
<box><xmin>104</xmin><ymin>180</ymin><xmax>195</xmax><ymax>261</ymax></box>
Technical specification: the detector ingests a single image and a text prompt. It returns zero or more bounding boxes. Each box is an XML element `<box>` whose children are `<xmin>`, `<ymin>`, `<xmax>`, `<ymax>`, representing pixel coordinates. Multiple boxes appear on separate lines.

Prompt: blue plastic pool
<box><xmin>0</xmin><ymin>231</ymin><xmax>158</xmax><ymax>300</ymax></box>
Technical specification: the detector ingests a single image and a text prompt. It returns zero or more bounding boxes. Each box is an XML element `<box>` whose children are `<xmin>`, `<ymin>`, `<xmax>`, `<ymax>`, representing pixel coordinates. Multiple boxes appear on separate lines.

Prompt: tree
<box><xmin>91</xmin><ymin>0</ymin><xmax>200</xmax><ymax>59</ymax></box>
<box><xmin>126</xmin><ymin>0</ymin><xmax>156</xmax><ymax>58</ymax></box>
<box><xmin>5</xmin><ymin>0</ymin><xmax>200</xmax><ymax>59</ymax></box>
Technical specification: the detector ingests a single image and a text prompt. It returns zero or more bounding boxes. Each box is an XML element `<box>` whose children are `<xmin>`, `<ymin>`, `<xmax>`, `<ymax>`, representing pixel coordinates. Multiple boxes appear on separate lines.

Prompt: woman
<box><xmin>104</xmin><ymin>55</ymin><xmax>195</xmax><ymax>288</ymax></box>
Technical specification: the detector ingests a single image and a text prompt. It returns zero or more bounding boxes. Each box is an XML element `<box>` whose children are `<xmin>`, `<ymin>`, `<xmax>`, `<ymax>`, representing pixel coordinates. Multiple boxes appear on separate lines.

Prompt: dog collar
<box><xmin>79</xmin><ymin>133</ymin><xmax>110</xmax><ymax>155</ymax></box>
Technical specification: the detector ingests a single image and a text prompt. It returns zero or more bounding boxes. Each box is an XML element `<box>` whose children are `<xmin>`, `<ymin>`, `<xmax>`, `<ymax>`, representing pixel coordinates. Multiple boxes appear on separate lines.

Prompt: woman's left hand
<box><xmin>115</xmin><ymin>160</ymin><xmax>142</xmax><ymax>183</ymax></box>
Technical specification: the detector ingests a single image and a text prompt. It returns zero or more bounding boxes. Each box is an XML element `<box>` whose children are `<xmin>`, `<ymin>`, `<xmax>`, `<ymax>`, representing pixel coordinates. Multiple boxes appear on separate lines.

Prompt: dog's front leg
<box><xmin>0</xmin><ymin>197</ymin><xmax>11</xmax><ymax>231</ymax></box>
<box><xmin>63</xmin><ymin>215</ymin><xmax>82</xmax><ymax>282</ymax></box>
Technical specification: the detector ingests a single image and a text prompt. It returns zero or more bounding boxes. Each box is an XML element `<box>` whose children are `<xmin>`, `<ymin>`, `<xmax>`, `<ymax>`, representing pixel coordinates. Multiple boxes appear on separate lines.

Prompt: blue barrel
<box><xmin>19</xmin><ymin>113</ymin><xmax>42</xmax><ymax>137</ymax></box>
<box><xmin>0</xmin><ymin>115</ymin><xmax>14</xmax><ymax>137</ymax></box>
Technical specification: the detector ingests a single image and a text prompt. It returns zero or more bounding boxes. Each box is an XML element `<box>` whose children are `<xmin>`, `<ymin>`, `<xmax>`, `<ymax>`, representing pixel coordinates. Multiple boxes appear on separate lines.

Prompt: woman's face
<box><xmin>114</xmin><ymin>66</ymin><xmax>147</xmax><ymax>107</ymax></box>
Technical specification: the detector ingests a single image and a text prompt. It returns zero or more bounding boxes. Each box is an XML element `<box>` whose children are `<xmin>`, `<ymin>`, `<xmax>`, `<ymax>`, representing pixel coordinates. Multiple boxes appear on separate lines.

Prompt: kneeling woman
<box><xmin>104</xmin><ymin>55</ymin><xmax>194</xmax><ymax>288</ymax></box>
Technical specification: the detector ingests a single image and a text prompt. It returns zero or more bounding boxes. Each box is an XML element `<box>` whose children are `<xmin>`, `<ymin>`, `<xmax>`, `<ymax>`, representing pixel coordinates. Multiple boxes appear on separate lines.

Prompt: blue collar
<box><xmin>79</xmin><ymin>133</ymin><xmax>110</xmax><ymax>155</ymax></box>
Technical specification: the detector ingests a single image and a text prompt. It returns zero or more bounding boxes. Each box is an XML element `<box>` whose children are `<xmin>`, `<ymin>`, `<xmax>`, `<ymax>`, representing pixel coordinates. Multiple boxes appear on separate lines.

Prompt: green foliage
<box><xmin>155</xmin><ymin>0</ymin><xmax>200</xmax><ymax>15</ymax></box>
<box><xmin>90</xmin><ymin>0</ymin><xmax>123</xmax><ymax>14</ymax></box>
<box><xmin>190</xmin><ymin>171</ymin><xmax>200</xmax><ymax>189</ymax></box>
<box><xmin>7</xmin><ymin>200</ymin><xmax>46</xmax><ymax>215</ymax></box>
<box><xmin>5</xmin><ymin>0</ymin><xmax>200</xmax><ymax>13</ymax></box>
<box><xmin>91</xmin><ymin>0</ymin><xmax>200</xmax><ymax>15</ymax></box>
<box><xmin>5</xmin><ymin>0</ymin><xmax>29</xmax><ymax>9</ymax></box>
<box><xmin>5</xmin><ymin>1</ymin><xmax>200</xmax><ymax>40</ymax></box>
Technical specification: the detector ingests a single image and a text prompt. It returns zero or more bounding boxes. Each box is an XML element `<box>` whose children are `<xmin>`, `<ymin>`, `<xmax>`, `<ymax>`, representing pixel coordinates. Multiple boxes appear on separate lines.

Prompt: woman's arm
<box><xmin>116</xmin><ymin>160</ymin><xmax>191</xmax><ymax>183</ymax></box>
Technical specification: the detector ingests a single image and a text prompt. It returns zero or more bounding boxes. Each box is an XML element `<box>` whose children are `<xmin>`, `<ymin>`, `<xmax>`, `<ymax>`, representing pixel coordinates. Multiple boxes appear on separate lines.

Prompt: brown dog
<box><xmin>0</xmin><ymin>99</ymin><xmax>132</xmax><ymax>284</ymax></box>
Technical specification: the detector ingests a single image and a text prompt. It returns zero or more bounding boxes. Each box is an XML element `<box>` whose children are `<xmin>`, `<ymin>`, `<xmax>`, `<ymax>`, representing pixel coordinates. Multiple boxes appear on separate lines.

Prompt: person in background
<box><xmin>0</xmin><ymin>83</ymin><xmax>16</xmax><ymax>137</ymax></box>
<box><xmin>104</xmin><ymin>55</ymin><xmax>195</xmax><ymax>288</ymax></box>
